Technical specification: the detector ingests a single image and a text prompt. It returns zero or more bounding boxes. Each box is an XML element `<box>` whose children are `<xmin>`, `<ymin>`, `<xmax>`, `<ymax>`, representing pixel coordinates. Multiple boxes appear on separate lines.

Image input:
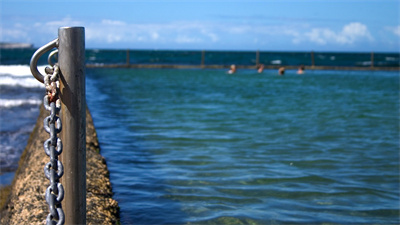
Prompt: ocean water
<box><xmin>0</xmin><ymin>49</ymin><xmax>399</xmax><ymax>224</ymax></box>
<box><xmin>85</xmin><ymin>68</ymin><xmax>399</xmax><ymax>224</ymax></box>
<box><xmin>0</xmin><ymin>65</ymin><xmax>45</xmax><ymax>184</ymax></box>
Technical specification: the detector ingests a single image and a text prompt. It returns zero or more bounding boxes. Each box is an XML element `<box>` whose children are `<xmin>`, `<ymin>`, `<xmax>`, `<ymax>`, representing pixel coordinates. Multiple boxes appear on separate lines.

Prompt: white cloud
<box><xmin>228</xmin><ymin>26</ymin><xmax>250</xmax><ymax>34</ymax></box>
<box><xmin>394</xmin><ymin>26</ymin><xmax>400</xmax><ymax>37</ymax></box>
<box><xmin>44</xmin><ymin>16</ymin><xmax>84</xmax><ymax>30</ymax></box>
<box><xmin>84</xmin><ymin>20</ymin><xmax>222</xmax><ymax>45</ymax></box>
<box><xmin>340</xmin><ymin>22</ymin><xmax>373</xmax><ymax>43</ymax></box>
<box><xmin>305</xmin><ymin>28</ymin><xmax>335</xmax><ymax>45</ymax></box>
<box><xmin>386</xmin><ymin>25</ymin><xmax>400</xmax><ymax>37</ymax></box>
<box><xmin>200</xmin><ymin>29</ymin><xmax>219</xmax><ymax>42</ymax></box>
<box><xmin>105</xmin><ymin>34</ymin><xmax>122</xmax><ymax>43</ymax></box>
<box><xmin>61</xmin><ymin>20</ymin><xmax>373</xmax><ymax>47</ymax></box>
<box><xmin>101</xmin><ymin>19</ymin><xmax>126</xmax><ymax>26</ymax></box>
<box><xmin>0</xmin><ymin>16</ymin><xmax>377</xmax><ymax>50</ymax></box>
<box><xmin>1</xmin><ymin>23</ymin><xmax>32</xmax><ymax>43</ymax></box>
<box><xmin>150</xmin><ymin>32</ymin><xmax>159</xmax><ymax>40</ymax></box>
<box><xmin>206</xmin><ymin>32</ymin><xmax>219</xmax><ymax>42</ymax></box>
<box><xmin>2</xmin><ymin>28</ymin><xmax>29</xmax><ymax>40</ymax></box>
<box><xmin>175</xmin><ymin>35</ymin><xmax>202</xmax><ymax>44</ymax></box>
<box><xmin>302</xmin><ymin>22</ymin><xmax>373</xmax><ymax>45</ymax></box>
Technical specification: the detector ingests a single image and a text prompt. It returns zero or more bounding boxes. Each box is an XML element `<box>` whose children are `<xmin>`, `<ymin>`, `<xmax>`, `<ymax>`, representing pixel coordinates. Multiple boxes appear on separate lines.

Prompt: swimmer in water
<box><xmin>257</xmin><ymin>64</ymin><xmax>264</xmax><ymax>73</ymax></box>
<box><xmin>228</xmin><ymin>64</ymin><xmax>236</xmax><ymax>74</ymax></box>
<box><xmin>278</xmin><ymin>67</ymin><xmax>285</xmax><ymax>75</ymax></box>
<box><xmin>297</xmin><ymin>65</ymin><xmax>305</xmax><ymax>74</ymax></box>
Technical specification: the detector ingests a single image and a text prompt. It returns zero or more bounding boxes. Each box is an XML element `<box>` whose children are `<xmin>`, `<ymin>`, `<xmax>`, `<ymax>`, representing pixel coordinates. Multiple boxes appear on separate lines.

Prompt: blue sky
<box><xmin>1</xmin><ymin>0</ymin><xmax>399</xmax><ymax>52</ymax></box>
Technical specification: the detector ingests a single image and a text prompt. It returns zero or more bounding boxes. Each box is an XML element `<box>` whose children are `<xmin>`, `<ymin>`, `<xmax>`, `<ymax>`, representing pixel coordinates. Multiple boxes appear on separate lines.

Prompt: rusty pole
<box><xmin>58</xmin><ymin>27</ymin><xmax>86</xmax><ymax>225</ymax></box>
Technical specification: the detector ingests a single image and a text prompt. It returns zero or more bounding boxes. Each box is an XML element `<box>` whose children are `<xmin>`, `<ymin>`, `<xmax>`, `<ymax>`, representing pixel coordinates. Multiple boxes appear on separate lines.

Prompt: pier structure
<box><xmin>86</xmin><ymin>50</ymin><xmax>399</xmax><ymax>71</ymax></box>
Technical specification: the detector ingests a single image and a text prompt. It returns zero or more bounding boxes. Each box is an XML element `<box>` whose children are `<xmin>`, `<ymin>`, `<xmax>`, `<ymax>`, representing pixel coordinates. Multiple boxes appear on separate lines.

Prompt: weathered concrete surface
<box><xmin>0</xmin><ymin>105</ymin><xmax>119</xmax><ymax>224</ymax></box>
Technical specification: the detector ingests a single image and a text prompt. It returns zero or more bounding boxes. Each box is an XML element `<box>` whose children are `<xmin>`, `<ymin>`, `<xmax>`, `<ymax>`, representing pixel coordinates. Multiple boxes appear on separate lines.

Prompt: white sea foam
<box><xmin>271</xmin><ymin>60</ymin><xmax>282</xmax><ymax>65</ymax></box>
<box><xmin>0</xmin><ymin>65</ymin><xmax>47</xmax><ymax>77</ymax></box>
<box><xmin>0</xmin><ymin>76</ymin><xmax>44</xmax><ymax>88</ymax></box>
<box><xmin>0</xmin><ymin>65</ymin><xmax>46</xmax><ymax>88</ymax></box>
<box><xmin>385</xmin><ymin>57</ymin><xmax>397</xmax><ymax>61</ymax></box>
<box><xmin>0</xmin><ymin>98</ymin><xmax>42</xmax><ymax>108</ymax></box>
<box><xmin>359</xmin><ymin>61</ymin><xmax>372</xmax><ymax>66</ymax></box>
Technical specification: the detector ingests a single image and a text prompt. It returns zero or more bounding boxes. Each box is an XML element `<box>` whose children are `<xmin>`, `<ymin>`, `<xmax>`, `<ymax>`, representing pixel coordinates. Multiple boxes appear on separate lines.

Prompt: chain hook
<box><xmin>48</xmin><ymin>50</ymin><xmax>59</xmax><ymax>67</ymax></box>
<box><xmin>33</xmin><ymin>37</ymin><xmax>64</xmax><ymax>224</ymax></box>
<box><xmin>30</xmin><ymin>38</ymin><xmax>59</xmax><ymax>83</ymax></box>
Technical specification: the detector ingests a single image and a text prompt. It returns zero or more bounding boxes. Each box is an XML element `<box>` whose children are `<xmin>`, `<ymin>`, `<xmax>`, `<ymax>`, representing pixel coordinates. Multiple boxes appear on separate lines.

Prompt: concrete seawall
<box><xmin>0</xmin><ymin>105</ymin><xmax>119</xmax><ymax>224</ymax></box>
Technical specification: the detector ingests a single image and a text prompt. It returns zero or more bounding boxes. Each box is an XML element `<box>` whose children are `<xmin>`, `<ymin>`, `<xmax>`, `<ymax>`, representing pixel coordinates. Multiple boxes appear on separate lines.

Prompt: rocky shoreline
<box><xmin>0</xmin><ymin>105</ymin><xmax>120</xmax><ymax>224</ymax></box>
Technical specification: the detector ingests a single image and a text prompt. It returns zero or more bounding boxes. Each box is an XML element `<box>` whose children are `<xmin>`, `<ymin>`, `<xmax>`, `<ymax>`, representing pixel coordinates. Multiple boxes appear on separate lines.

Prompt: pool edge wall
<box><xmin>0</xmin><ymin>104</ymin><xmax>120</xmax><ymax>224</ymax></box>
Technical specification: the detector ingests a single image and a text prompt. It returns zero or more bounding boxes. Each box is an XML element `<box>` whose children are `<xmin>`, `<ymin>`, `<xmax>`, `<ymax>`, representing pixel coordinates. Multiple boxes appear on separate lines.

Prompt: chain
<box><xmin>43</xmin><ymin>63</ymin><xmax>65</xmax><ymax>225</ymax></box>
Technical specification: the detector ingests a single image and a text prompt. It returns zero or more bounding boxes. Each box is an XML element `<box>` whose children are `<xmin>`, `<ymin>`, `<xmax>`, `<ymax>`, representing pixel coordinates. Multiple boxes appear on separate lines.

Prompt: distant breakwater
<box><xmin>86</xmin><ymin>63</ymin><xmax>400</xmax><ymax>71</ymax></box>
<box><xmin>1</xmin><ymin>48</ymin><xmax>399</xmax><ymax>71</ymax></box>
<box><xmin>85</xmin><ymin>50</ymin><xmax>400</xmax><ymax>71</ymax></box>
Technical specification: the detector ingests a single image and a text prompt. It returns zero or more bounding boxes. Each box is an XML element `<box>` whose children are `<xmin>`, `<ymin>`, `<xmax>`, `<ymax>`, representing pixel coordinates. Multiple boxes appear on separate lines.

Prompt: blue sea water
<box><xmin>85</xmin><ymin>68</ymin><xmax>399</xmax><ymax>224</ymax></box>
<box><xmin>0</xmin><ymin>49</ymin><xmax>399</xmax><ymax>224</ymax></box>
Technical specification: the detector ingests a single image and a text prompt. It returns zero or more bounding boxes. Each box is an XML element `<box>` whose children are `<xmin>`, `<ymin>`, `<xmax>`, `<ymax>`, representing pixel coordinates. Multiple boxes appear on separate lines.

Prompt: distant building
<box><xmin>0</xmin><ymin>42</ymin><xmax>33</xmax><ymax>49</ymax></box>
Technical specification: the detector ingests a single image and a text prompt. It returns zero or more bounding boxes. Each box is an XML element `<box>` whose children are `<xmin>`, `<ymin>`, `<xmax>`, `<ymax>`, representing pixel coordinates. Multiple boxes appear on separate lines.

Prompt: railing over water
<box><xmin>85</xmin><ymin>50</ymin><xmax>400</xmax><ymax>71</ymax></box>
<box><xmin>2</xmin><ymin>48</ymin><xmax>398</xmax><ymax>71</ymax></box>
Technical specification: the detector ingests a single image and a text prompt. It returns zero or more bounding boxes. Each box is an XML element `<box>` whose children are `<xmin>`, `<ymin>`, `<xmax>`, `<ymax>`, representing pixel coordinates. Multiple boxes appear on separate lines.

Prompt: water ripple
<box><xmin>86</xmin><ymin>68</ymin><xmax>399</xmax><ymax>224</ymax></box>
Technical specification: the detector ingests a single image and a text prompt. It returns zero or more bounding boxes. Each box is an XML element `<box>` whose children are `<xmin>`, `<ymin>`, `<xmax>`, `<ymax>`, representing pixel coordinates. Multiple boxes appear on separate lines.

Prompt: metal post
<box><xmin>126</xmin><ymin>49</ymin><xmax>130</xmax><ymax>66</ymax></box>
<box><xmin>370</xmin><ymin>52</ymin><xmax>374</xmax><ymax>69</ymax></box>
<box><xmin>311</xmin><ymin>51</ymin><xmax>315</xmax><ymax>69</ymax></box>
<box><xmin>58</xmin><ymin>27</ymin><xmax>86</xmax><ymax>225</ymax></box>
<box><xmin>201</xmin><ymin>50</ymin><xmax>205</xmax><ymax>68</ymax></box>
<box><xmin>256</xmin><ymin>50</ymin><xmax>259</xmax><ymax>67</ymax></box>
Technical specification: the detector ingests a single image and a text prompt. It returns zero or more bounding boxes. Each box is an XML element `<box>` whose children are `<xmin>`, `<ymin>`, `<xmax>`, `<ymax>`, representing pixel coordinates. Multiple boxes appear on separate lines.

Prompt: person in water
<box><xmin>278</xmin><ymin>67</ymin><xmax>285</xmax><ymax>75</ymax></box>
<box><xmin>297</xmin><ymin>65</ymin><xmax>305</xmax><ymax>74</ymax></box>
<box><xmin>228</xmin><ymin>64</ymin><xmax>236</xmax><ymax>74</ymax></box>
<box><xmin>257</xmin><ymin>64</ymin><xmax>264</xmax><ymax>73</ymax></box>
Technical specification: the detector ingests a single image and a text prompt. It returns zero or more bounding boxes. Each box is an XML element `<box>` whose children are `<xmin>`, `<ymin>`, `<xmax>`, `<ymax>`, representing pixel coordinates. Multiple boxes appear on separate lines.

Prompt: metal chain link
<box><xmin>43</xmin><ymin>63</ymin><xmax>65</xmax><ymax>225</ymax></box>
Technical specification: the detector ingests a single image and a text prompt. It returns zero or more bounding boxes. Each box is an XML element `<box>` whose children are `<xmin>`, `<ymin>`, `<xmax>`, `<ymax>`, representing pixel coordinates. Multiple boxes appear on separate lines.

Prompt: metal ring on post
<box><xmin>30</xmin><ymin>38</ymin><xmax>59</xmax><ymax>83</ymax></box>
<box><xmin>48</xmin><ymin>50</ymin><xmax>59</xmax><ymax>67</ymax></box>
